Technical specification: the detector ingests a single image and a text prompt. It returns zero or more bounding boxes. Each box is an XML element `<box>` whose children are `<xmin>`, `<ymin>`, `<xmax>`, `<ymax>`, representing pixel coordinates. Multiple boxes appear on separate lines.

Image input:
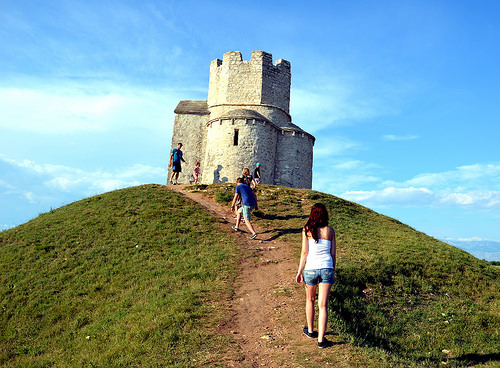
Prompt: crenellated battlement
<box><xmin>208</xmin><ymin>51</ymin><xmax>291</xmax><ymax>113</ymax></box>
<box><xmin>210</xmin><ymin>51</ymin><xmax>291</xmax><ymax>71</ymax></box>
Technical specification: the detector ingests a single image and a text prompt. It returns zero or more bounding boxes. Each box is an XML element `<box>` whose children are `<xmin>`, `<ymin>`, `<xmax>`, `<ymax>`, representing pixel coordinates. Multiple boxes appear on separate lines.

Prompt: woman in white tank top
<box><xmin>295</xmin><ymin>203</ymin><xmax>337</xmax><ymax>348</ymax></box>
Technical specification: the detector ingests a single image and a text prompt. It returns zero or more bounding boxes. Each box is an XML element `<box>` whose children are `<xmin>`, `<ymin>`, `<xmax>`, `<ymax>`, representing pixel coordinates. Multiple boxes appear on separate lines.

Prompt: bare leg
<box><xmin>317</xmin><ymin>283</ymin><xmax>333</xmax><ymax>342</ymax></box>
<box><xmin>235</xmin><ymin>210</ymin><xmax>241</xmax><ymax>228</ymax></box>
<box><xmin>305</xmin><ymin>284</ymin><xmax>317</xmax><ymax>333</ymax></box>
<box><xmin>244</xmin><ymin>219</ymin><xmax>256</xmax><ymax>235</ymax></box>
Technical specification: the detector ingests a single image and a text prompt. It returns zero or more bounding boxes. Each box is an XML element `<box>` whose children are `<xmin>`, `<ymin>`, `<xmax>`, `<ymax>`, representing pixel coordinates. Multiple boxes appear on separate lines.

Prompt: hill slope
<box><xmin>0</xmin><ymin>185</ymin><xmax>239</xmax><ymax>367</ymax></box>
<box><xmin>1</xmin><ymin>184</ymin><xmax>498</xmax><ymax>367</ymax></box>
<box><xmin>203</xmin><ymin>183</ymin><xmax>499</xmax><ymax>367</ymax></box>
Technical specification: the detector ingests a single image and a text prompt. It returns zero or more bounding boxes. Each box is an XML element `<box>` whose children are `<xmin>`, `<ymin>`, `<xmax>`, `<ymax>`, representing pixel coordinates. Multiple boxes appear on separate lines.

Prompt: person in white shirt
<box><xmin>295</xmin><ymin>203</ymin><xmax>337</xmax><ymax>348</ymax></box>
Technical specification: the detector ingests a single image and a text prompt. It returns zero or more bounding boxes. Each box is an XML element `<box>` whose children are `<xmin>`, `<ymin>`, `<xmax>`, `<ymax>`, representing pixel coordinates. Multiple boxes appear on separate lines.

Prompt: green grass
<box><xmin>1</xmin><ymin>183</ymin><xmax>499</xmax><ymax>367</ymax></box>
<box><xmin>201</xmin><ymin>184</ymin><xmax>500</xmax><ymax>367</ymax></box>
<box><xmin>0</xmin><ymin>185</ymin><xmax>239</xmax><ymax>367</ymax></box>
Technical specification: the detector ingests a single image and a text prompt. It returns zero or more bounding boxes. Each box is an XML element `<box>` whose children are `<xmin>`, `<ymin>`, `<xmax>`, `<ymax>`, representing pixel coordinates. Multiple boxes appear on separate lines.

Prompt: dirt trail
<box><xmin>168</xmin><ymin>184</ymin><xmax>352</xmax><ymax>367</ymax></box>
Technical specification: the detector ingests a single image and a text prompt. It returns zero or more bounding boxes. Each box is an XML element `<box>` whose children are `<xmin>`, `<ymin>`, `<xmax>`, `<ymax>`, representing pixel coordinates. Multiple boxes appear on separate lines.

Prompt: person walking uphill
<box><xmin>296</xmin><ymin>203</ymin><xmax>337</xmax><ymax>348</ymax></box>
<box><xmin>168</xmin><ymin>143</ymin><xmax>186</xmax><ymax>185</ymax></box>
<box><xmin>231</xmin><ymin>177</ymin><xmax>258</xmax><ymax>240</ymax></box>
<box><xmin>253</xmin><ymin>163</ymin><xmax>262</xmax><ymax>186</ymax></box>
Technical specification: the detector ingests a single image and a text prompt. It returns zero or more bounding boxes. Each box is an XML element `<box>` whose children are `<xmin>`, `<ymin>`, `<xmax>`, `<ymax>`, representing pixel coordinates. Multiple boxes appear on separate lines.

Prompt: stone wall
<box><xmin>167</xmin><ymin>108</ymin><xmax>207</xmax><ymax>184</ymax></box>
<box><xmin>202</xmin><ymin>117</ymin><xmax>277</xmax><ymax>184</ymax></box>
<box><xmin>275</xmin><ymin>130</ymin><xmax>314</xmax><ymax>188</ymax></box>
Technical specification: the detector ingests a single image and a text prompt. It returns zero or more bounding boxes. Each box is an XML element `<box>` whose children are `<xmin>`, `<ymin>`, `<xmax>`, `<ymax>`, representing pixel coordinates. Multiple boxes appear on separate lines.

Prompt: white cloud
<box><xmin>313</xmin><ymin>156</ymin><xmax>383</xmax><ymax>194</ymax></box>
<box><xmin>313</xmin><ymin>137</ymin><xmax>361</xmax><ymax>158</ymax></box>
<box><xmin>340</xmin><ymin>186</ymin><xmax>500</xmax><ymax>210</ymax></box>
<box><xmin>383</xmin><ymin>134</ymin><xmax>419</xmax><ymax>141</ymax></box>
<box><xmin>332</xmin><ymin>160</ymin><xmax>365</xmax><ymax>170</ymax></box>
<box><xmin>331</xmin><ymin>160</ymin><xmax>380</xmax><ymax>171</ymax></box>
<box><xmin>450</xmin><ymin>236</ymin><xmax>488</xmax><ymax>242</ymax></box>
<box><xmin>42</xmin><ymin>163</ymin><xmax>164</xmax><ymax>194</ymax></box>
<box><xmin>1</xmin><ymin>154</ymin><xmax>167</xmax><ymax>228</ymax></box>
<box><xmin>291</xmin><ymin>87</ymin><xmax>386</xmax><ymax>132</ymax></box>
<box><xmin>342</xmin><ymin>187</ymin><xmax>435</xmax><ymax>206</ymax></box>
<box><xmin>456</xmin><ymin>163</ymin><xmax>500</xmax><ymax>181</ymax></box>
<box><xmin>0</xmin><ymin>88</ymin><xmax>111</xmax><ymax>133</ymax></box>
<box><xmin>440</xmin><ymin>190</ymin><xmax>500</xmax><ymax>208</ymax></box>
<box><xmin>382</xmin><ymin>164</ymin><xmax>500</xmax><ymax>191</ymax></box>
<box><xmin>314</xmin><ymin>173</ymin><xmax>380</xmax><ymax>195</ymax></box>
<box><xmin>0</xmin><ymin>179</ymin><xmax>15</xmax><ymax>190</ymax></box>
<box><xmin>1</xmin><ymin>155</ymin><xmax>165</xmax><ymax>198</ymax></box>
<box><xmin>23</xmin><ymin>191</ymin><xmax>35</xmax><ymax>203</ymax></box>
<box><xmin>0</xmin><ymin>86</ymin><xmax>177</xmax><ymax>134</ymax></box>
<box><xmin>328</xmin><ymin>162</ymin><xmax>500</xmax><ymax>210</ymax></box>
<box><xmin>289</xmin><ymin>61</ymin><xmax>422</xmax><ymax>134</ymax></box>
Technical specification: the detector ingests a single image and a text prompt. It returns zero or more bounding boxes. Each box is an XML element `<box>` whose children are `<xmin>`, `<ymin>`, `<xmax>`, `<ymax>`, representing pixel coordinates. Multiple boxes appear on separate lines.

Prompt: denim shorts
<box><xmin>304</xmin><ymin>268</ymin><xmax>335</xmax><ymax>285</ymax></box>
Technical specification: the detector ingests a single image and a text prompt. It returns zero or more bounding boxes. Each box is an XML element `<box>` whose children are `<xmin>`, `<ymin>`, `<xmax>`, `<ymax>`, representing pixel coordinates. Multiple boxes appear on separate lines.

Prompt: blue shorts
<box><xmin>304</xmin><ymin>268</ymin><xmax>334</xmax><ymax>285</ymax></box>
<box><xmin>238</xmin><ymin>205</ymin><xmax>254</xmax><ymax>221</ymax></box>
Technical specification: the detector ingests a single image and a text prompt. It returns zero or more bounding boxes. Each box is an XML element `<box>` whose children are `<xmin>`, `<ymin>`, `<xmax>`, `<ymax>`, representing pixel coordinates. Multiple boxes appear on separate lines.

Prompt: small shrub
<box><xmin>305</xmin><ymin>191</ymin><xmax>323</xmax><ymax>200</ymax></box>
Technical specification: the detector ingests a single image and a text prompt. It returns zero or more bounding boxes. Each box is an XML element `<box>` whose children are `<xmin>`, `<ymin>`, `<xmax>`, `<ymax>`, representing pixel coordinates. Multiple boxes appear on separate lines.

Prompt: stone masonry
<box><xmin>168</xmin><ymin>50</ymin><xmax>315</xmax><ymax>188</ymax></box>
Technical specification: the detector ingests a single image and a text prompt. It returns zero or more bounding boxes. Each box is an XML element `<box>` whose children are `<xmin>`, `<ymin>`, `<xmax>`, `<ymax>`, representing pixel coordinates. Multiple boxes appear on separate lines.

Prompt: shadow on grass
<box><xmin>253</xmin><ymin>212</ymin><xmax>306</xmax><ymax>241</ymax></box>
<box><xmin>259</xmin><ymin>227</ymin><xmax>302</xmax><ymax>241</ymax></box>
<box><xmin>451</xmin><ymin>352</ymin><xmax>500</xmax><ymax>366</ymax></box>
<box><xmin>255</xmin><ymin>212</ymin><xmax>308</xmax><ymax>221</ymax></box>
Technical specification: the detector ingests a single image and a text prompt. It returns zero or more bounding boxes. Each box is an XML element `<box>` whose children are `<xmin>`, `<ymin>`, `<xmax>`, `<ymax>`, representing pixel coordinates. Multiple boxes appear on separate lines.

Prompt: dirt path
<box><xmin>168</xmin><ymin>184</ymin><xmax>355</xmax><ymax>367</ymax></box>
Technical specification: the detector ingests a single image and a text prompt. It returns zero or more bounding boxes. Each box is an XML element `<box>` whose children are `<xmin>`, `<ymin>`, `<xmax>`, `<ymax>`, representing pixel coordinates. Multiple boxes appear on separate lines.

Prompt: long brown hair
<box><xmin>303</xmin><ymin>203</ymin><xmax>329</xmax><ymax>242</ymax></box>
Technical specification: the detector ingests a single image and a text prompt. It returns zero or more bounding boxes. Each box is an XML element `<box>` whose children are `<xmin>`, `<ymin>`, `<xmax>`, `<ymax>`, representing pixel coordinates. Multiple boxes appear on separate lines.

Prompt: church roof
<box><xmin>174</xmin><ymin>100</ymin><xmax>209</xmax><ymax>115</ymax></box>
<box><xmin>218</xmin><ymin>109</ymin><xmax>272</xmax><ymax>123</ymax></box>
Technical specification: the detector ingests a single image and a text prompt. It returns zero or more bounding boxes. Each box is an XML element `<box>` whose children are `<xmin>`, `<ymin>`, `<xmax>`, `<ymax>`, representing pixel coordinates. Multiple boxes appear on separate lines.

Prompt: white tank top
<box><xmin>305</xmin><ymin>238</ymin><xmax>333</xmax><ymax>270</ymax></box>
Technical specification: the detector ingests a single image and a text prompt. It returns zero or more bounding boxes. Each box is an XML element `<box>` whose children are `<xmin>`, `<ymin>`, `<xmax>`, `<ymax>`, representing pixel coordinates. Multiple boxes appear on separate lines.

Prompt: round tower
<box><xmin>203</xmin><ymin>109</ymin><xmax>279</xmax><ymax>184</ymax></box>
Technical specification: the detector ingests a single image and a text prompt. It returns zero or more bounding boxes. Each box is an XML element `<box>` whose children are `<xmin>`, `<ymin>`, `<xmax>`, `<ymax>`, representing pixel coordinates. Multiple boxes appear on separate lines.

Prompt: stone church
<box><xmin>168</xmin><ymin>50</ymin><xmax>315</xmax><ymax>188</ymax></box>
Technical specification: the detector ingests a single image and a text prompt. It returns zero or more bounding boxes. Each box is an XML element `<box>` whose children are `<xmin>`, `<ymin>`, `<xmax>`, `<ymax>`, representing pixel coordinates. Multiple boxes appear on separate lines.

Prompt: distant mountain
<box><xmin>445</xmin><ymin>239</ymin><xmax>500</xmax><ymax>262</ymax></box>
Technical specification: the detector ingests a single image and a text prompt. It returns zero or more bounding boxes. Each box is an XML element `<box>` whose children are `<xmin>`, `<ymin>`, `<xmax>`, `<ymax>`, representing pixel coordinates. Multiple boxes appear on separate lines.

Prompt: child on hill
<box><xmin>193</xmin><ymin>162</ymin><xmax>201</xmax><ymax>184</ymax></box>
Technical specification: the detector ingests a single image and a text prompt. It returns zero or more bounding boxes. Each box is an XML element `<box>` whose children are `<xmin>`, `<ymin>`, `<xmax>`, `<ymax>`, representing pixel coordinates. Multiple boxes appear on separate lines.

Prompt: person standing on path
<box><xmin>231</xmin><ymin>177</ymin><xmax>258</xmax><ymax>240</ymax></box>
<box><xmin>295</xmin><ymin>203</ymin><xmax>337</xmax><ymax>348</ymax></box>
<box><xmin>253</xmin><ymin>163</ymin><xmax>262</xmax><ymax>186</ymax></box>
<box><xmin>168</xmin><ymin>143</ymin><xmax>186</xmax><ymax>185</ymax></box>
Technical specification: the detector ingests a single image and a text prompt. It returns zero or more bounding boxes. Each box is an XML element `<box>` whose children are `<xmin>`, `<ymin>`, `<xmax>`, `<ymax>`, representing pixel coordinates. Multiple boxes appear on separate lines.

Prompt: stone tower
<box><xmin>169</xmin><ymin>51</ymin><xmax>315</xmax><ymax>188</ymax></box>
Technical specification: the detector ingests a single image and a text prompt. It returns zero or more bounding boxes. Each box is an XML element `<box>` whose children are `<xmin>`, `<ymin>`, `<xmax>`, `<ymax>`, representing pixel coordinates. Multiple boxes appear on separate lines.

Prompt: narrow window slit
<box><xmin>234</xmin><ymin>129</ymin><xmax>239</xmax><ymax>146</ymax></box>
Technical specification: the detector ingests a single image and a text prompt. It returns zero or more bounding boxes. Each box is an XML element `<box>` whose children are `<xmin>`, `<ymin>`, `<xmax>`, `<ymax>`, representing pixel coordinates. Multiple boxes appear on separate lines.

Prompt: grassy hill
<box><xmin>0</xmin><ymin>185</ymin><xmax>240</xmax><ymax>367</ymax></box>
<box><xmin>1</xmin><ymin>184</ymin><xmax>499</xmax><ymax>367</ymax></box>
<box><xmin>206</xmin><ymin>184</ymin><xmax>500</xmax><ymax>367</ymax></box>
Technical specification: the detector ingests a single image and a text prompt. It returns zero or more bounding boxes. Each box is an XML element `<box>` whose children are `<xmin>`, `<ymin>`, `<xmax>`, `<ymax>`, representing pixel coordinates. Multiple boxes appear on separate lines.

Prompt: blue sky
<box><xmin>1</xmin><ymin>0</ymin><xmax>499</xmax><ymax>260</ymax></box>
